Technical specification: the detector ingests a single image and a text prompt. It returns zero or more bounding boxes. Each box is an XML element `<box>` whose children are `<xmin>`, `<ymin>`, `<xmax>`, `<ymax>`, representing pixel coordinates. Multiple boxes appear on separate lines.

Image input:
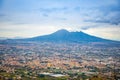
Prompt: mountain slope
<box><xmin>23</xmin><ymin>29</ymin><xmax>117</xmax><ymax>43</ymax></box>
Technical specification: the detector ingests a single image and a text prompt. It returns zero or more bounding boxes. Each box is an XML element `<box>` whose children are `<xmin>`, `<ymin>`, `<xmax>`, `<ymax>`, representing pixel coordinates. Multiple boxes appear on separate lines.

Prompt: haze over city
<box><xmin>0</xmin><ymin>0</ymin><xmax>120</xmax><ymax>41</ymax></box>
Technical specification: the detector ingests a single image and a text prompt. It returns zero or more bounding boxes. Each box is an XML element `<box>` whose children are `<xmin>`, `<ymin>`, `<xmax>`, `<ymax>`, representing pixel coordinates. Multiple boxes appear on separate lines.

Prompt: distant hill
<box><xmin>0</xmin><ymin>29</ymin><xmax>120</xmax><ymax>47</ymax></box>
<box><xmin>21</xmin><ymin>29</ymin><xmax>118</xmax><ymax>43</ymax></box>
<box><xmin>0</xmin><ymin>37</ymin><xmax>9</xmax><ymax>40</ymax></box>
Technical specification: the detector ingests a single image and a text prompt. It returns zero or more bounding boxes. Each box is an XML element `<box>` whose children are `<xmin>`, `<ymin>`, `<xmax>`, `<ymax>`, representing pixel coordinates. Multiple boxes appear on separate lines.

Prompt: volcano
<box><xmin>23</xmin><ymin>29</ymin><xmax>118</xmax><ymax>43</ymax></box>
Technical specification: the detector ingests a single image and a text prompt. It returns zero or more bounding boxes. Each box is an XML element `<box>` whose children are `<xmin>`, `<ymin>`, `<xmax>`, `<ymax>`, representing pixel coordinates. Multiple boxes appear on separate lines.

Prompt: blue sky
<box><xmin>0</xmin><ymin>0</ymin><xmax>120</xmax><ymax>40</ymax></box>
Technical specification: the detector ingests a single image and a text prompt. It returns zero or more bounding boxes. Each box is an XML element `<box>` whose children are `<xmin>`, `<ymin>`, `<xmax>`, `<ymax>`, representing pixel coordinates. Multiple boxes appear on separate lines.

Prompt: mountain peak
<box><xmin>55</xmin><ymin>29</ymin><xmax>69</xmax><ymax>33</ymax></box>
<box><xmin>19</xmin><ymin>29</ymin><xmax>119</xmax><ymax>43</ymax></box>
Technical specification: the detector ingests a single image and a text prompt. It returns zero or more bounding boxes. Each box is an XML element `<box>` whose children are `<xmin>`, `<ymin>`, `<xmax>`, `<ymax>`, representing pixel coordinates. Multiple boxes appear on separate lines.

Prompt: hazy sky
<box><xmin>0</xmin><ymin>0</ymin><xmax>120</xmax><ymax>40</ymax></box>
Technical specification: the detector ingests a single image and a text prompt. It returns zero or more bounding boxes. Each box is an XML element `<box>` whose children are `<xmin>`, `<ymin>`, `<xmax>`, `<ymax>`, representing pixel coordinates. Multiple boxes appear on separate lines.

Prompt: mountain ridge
<box><xmin>0</xmin><ymin>29</ymin><xmax>120</xmax><ymax>47</ymax></box>
<box><xmin>20</xmin><ymin>29</ymin><xmax>119</xmax><ymax>43</ymax></box>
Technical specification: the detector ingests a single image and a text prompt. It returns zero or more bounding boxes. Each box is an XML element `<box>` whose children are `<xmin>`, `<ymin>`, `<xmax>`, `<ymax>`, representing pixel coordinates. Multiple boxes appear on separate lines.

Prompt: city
<box><xmin>0</xmin><ymin>42</ymin><xmax>120</xmax><ymax>80</ymax></box>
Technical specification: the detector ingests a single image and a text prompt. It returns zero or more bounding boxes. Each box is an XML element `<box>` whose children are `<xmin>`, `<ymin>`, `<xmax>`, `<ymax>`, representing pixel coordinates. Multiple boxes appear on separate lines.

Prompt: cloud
<box><xmin>42</xmin><ymin>13</ymin><xmax>49</xmax><ymax>17</ymax></box>
<box><xmin>83</xmin><ymin>0</ymin><xmax>120</xmax><ymax>25</ymax></box>
<box><xmin>55</xmin><ymin>17</ymin><xmax>67</xmax><ymax>21</ymax></box>
<box><xmin>80</xmin><ymin>26</ymin><xmax>97</xmax><ymax>30</ymax></box>
<box><xmin>83</xmin><ymin>24</ymin><xmax>120</xmax><ymax>41</ymax></box>
<box><xmin>89</xmin><ymin>12</ymin><xmax>120</xmax><ymax>25</ymax></box>
<box><xmin>84</xmin><ymin>10</ymin><xmax>120</xmax><ymax>25</ymax></box>
<box><xmin>39</xmin><ymin>7</ymin><xmax>68</xmax><ymax>17</ymax></box>
<box><xmin>0</xmin><ymin>22</ymin><xmax>61</xmax><ymax>38</ymax></box>
<box><xmin>84</xmin><ymin>12</ymin><xmax>120</xmax><ymax>25</ymax></box>
<box><xmin>39</xmin><ymin>7</ymin><xmax>68</xmax><ymax>13</ymax></box>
